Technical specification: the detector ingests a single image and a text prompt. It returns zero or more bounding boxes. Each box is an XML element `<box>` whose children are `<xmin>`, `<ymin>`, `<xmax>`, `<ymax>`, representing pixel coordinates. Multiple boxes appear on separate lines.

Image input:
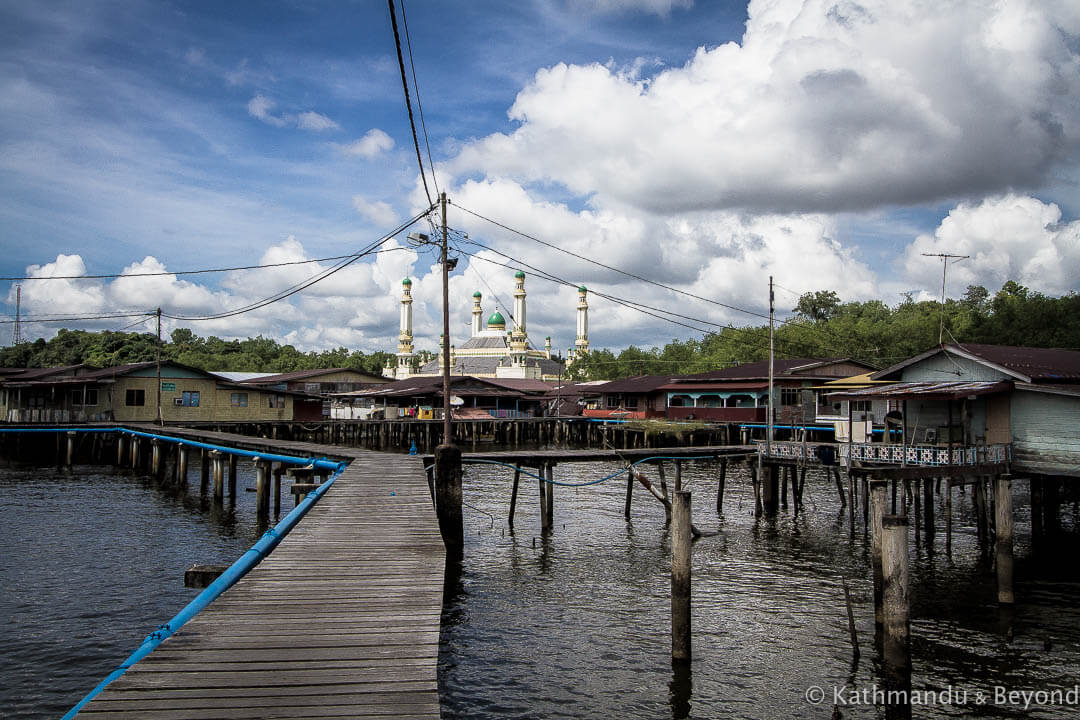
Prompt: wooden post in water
<box><xmin>66</xmin><ymin>430</ymin><xmax>76</xmax><ymax>468</ymax></box>
<box><xmin>780</xmin><ymin>465</ymin><xmax>788</xmax><ymax>509</ymax></box>
<box><xmin>834</xmin><ymin>468</ymin><xmax>846</xmax><ymax>507</ymax></box>
<box><xmin>130</xmin><ymin>436</ymin><xmax>140</xmax><ymax>470</ymax></box>
<box><xmin>716</xmin><ymin>459</ymin><xmax>726</xmax><ymax>513</ymax></box>
<box><xmin>973</xmin><ymin>478</ymin><xmax>989</xmax><ymax>545</ymax></box>
<box><xmin>434</xmin><ymin>444</ymin><xmax>463</xmax><ymax>553</ymax></box>
<box><xmin>177</xmin><ymin>445</ymin><xmax>188</xmax><ymax>488</ymax></box>
<box><xmin>994</xmin><ymin>473</ymin><xmax>1014</xmax><ymax>604</ymax></box>
<box><xmin>881</xmin><ymin>514</ymin><xmax>912</xmax><ymax>719</ymax></box>
<box><xmin>545</xmin><ymin>464</ymin><xmax>555</xmax><ymax>529</ymax></box>
<box><xmin>762</xmin><ymin>464</ymin><xmax>779</xmax><ymax>516</ymax></box>
<box><xmin>625</xmin><ymin>467</ymin><xmax>634</xmax><ymax>519</ymax></box>
<box><xmin>1030</xmin><ymin>476</ymin><xmax>1043</xmax><ymax>540</ymax></box>
<box><xmin>945</xmin><ymin>478</ymin><xmax>953</xmax><ymax>554</ymax></box>
<box><xmin>273</xmin><ymin>464</ymin><xmax>284</xmax><ymax>516</ymax></box>
<box><xmin>200</xmin><ymin>449</ymin><xmax>210</xmax><ymax>494</ymax></box>
<box><xmin>538</xmin><ymin>464</ymin><xmax>551</xmax><ymax>531</ymax></box>
<box><xmin>228</xmin><ymin>454</ymin><xmax>238</xmax><ymax>501</ymax></box>
<box><xmin>848</xmin><ymin>470</ymin><xmax>856</xmax><ymax>535</ymax></box>
<box><xmin>657</xmin><ymin>462</ymin><xmax>671</xmax><ymax>523</ymax></box>
<box><xmin>508</xmin><ymin>466</ymin><xmax>521</xmax><ymax>528</ymax></box>
<box><xmin>674</xmin><ymin>460</ymin><xmax>682</xmax><ymax>492</ymax></box>
<box><xmin>922</xmin><ymin>477</ymin><xmax>935</xmax><ymax>546</ymax></box>
<box><xmin>751</xmin><ymin>462</ymin><xmax>762</xmax><ymax>518</ymax></box>
<box><xmin>211</xmin><ymin>450</ymin><xmax>224</xmax><ymax>504</ymax></box>
<box><xmin>869</xmin><ymin>479</ymin><xmax>887</xmax><ymax>635</ymax></box>
<box><xmin>116</xmin><ymin>433</ymin><xmax>126</xmax><ymax>466</ymax></box>
<box><xmin>671</xmin><ymin>489</ymin><xmax>692</xmax><ymax>663</ymax></box>
<box><xmin>255</xmin><ymin>457</ymin><xmax>270</xmax><ymax>521</ymax></box>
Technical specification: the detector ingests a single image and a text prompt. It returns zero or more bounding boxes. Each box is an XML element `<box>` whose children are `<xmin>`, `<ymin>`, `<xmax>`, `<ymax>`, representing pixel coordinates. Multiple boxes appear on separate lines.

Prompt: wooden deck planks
<box><xmin>79</xmin><ymin>437</ymin><xmax>445</xmax><ymax>719</ymax></box>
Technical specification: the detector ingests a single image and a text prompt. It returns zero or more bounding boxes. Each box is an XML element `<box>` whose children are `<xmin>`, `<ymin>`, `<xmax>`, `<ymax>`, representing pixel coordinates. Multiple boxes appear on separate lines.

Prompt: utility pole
<box><xmin>11</xmin><ymin>285</ymin><xmax>21</xmax><ymax>346</ymax></box>
<box><xmin>767</xmin><ymin>275</ymin><xmax>774</xmax><ymax>455</ymax></box>
<box><xmin>434</xmin><ymin>191</ymin><xmax>463</xmax><ymax>555</ymax></box>
<box><xmin>156</xmin><ymin>307</ymin><xmax>163</xmax><ymax>426</ymax></box>
<box><xmin>922</xmin><ymin>252</ymin><xmax>969</xmax><ymax>344</ymax></box>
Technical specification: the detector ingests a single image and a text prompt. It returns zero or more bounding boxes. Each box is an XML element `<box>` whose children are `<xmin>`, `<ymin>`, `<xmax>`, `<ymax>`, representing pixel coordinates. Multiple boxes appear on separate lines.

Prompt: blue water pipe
<box><xmin>56</xmin><ymin>430</ymin><xmax>347</xmax><ymax>718</ymax></box>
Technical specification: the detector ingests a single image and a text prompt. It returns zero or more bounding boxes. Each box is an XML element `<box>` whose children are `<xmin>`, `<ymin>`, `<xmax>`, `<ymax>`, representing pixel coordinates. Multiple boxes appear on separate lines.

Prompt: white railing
<box><xmin>762</xmin><ymin>441</ymin><xmax>1011</xmax><ymax>467</ymax></box>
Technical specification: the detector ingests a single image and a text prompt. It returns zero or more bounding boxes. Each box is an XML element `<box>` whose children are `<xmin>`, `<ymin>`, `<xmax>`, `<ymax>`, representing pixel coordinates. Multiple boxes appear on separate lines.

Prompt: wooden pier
<box><xmin>77</xmin><ymin>430</ymin><xmax>445</xmax><ymax>719</ymax></box>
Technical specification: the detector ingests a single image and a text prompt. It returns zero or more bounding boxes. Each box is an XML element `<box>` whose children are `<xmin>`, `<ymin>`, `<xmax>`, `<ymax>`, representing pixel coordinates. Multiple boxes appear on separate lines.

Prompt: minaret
<box><xmin>471</xmin><ymin>291</ymin><xmax>483</xmax><ymax>337</ymax></box>
<box><xmin>395</xmin><ymin>277</ymin><xmax>415</xmax><ymax>379</ymax></box>
<box><xmin>575</xmin><ymin>285</ymin><xmax>589</xmax><ymax>357</ymax></box>
<box><xmin>510</xmin><ymin>270</ymin><xmax>528</xmax><ymax>366</ymax></box>
<box><xmin>544</xmin><ymin>336</ymin><xmax>552</xmax><ymax>359</ymax></box>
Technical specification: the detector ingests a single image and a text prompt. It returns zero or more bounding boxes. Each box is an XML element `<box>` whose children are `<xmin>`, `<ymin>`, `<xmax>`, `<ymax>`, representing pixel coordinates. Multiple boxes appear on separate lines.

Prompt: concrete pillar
<box><xmin>200</xmin><ymin>449</ymin><xmax>210</xmax><ymax>494</ymax></box>
<box><xmin>151</xmin><ymin>439</ymin><xmax>162</xmax><ymax>478</ymax></box>
<box><xmin>66</xmin><ymin>431</ymin><xmax>76</xmax><ymax>467</ymax></box>
<box><xmin>116</xmin><ymin>434</ymin><xmax>126</xmax><ymax>466</ymax></box>
<box><xmin>176</xmin><ymin>445</ymin><xmax>188</xmax><ymax>488</ymax></box>
<box><xmin>211</xmin><ymin>450</ymin><xmax>224</xmax><ymax>504</ymax></box>
<box><xmin>994</xmin><ymin>474</ymin><xmax>1014</xmax><ymax>604</ymax></box>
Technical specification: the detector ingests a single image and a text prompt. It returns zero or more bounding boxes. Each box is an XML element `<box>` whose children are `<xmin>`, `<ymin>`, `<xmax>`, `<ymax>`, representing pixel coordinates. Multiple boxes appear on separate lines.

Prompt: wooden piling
<box><xmin>151</xmin><ymin>439</ymin><xmax>163</xmax><ymax>478</ymax></box>
<box><xmin>945</xmin><ymin>478</ymin><xmax>953</xmax><ymax>555</ymax></box>
<box><xmin>922</xmin><ymin>478</ymin><xmax>934</xmax><ymax>546</ymax></box>
<box><xmin>509</xmin><ymin>466</ymin><xmax>521</xmax><ymax>528</ymax></box>
<box><xmin>545</xmin><ymin>464</ymin><xmax>555</xmax><ymax>529</ymax></box>
<box><xmin>1030</xmin><ymin>476</ymin><xmax>1044</xmax><ymax>539</ymax></box>
<box><xmin>255</xmin><ymin>457</ymin><xmax>270</xmax><ymax>520</ymax></box>
<box><xmin>273</xmin><ymin>464</ymin><xmax>284</xmax><ymax>516</ymax></box>
<box><xmin>973</xmin><ymin>478</ymin><xmax>989</xmax><ymax>545</ymax></box>
<box><xmin>66</xmin><ymin>430</ymin><xmax>76</xmax><ymax>467</ymax></box>
<box><xmin>834</xmin><ymin>468</ymin><xmax>846</xmax><ymax>508</ymax></box>
<box><xmin>211</xmin><ymin>450</ymin><xmax>224</xmax><ymax>504</ymax></box>
<box><xmin>716</xmin><ymin>458</ymin><xmax>726</xmax><ymax>513</ymax></box>
<box><xmin>994</xmin><ymin>473</ymin><xmax>1014</xmax><ymax>604</ymax></box>
<box><xmin>881</xmin><ymin>514</ymin><xmax>912</xmax><ymax>717</ymax></box>
<box><xmin>625</xmin><ymin>468</ymin><xmax>634</xmax><ymax>519</ymax></box>
<box><xmin>228</xmin><ymin>454</ymin><xmax>238</xmax><ymax>500</ymax></box>
<box><xmin>200</xmin><ymin>449</ymin><xmax>210</xmax><ymax>494</ymax></box>
<box><xmin>130</xmin><ymin>437</ymin><xmax>140</xmax><ymax>470</ymax></box>
<box><xmin>762</xmin><ymin>464</ymin><xmax>779</xmax><ymax>516</ymax></box>
<box><xmin>671</xmin><ymin>489</ymin><xmax>692</xmax><ymax>663</ymax></box>
<box><xmin>657</xmin><ymin>462</ymin><xmax>671</xmax><ymax>523</ymax></box>
<box><xmin>434</xmin><ymin>444</ymin><xmax>463</xmax><ymax>553</ymax></box>
<box><xmin>869</xmin><ymin>479</ymin><xmax>887</xmax><ymax>633</ymax></box>
<box><xmin>116</xmin><ymin>434</ymin><xmax>126</xmax><ymax>466</ymax></box>
<box><xmin>751</xmin><ymin>462</ymin><xmax>762</xmax><ymax>518</ymax></box>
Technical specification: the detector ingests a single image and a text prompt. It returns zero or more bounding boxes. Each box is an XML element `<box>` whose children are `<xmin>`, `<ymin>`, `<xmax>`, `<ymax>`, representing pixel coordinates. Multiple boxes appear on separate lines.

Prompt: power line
<box><xmin>387</xmin><ymin>0</ymin><xmax>433</xmax><ymax>207</ymax></box>
<box><xmin>452</xmin><ymin>201</ymin><xmax>773</xmax><ymax>322</ymax></box>
<box><xmin>0</xmin><ymin>248</ymin><xmax>408</xmax><ymax>283</ymax></box>
<box><xmin>399</xmin><ymin>0</ymin><xmax>439</xmax><ymax>199</ymax></box>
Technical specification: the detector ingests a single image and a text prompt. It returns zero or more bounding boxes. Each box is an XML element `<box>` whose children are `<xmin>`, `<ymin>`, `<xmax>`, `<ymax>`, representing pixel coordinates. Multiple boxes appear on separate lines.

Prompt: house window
<box><xmin>625</xmin><ymin>396</ymin><xmax>639</xmax><ymax>410</ymax></box>
<box><xmin>606</xmin><ymin>395</ymin><xmax>620</xmax><ymax>409</ymax></box>
<box><xmin>231</xmin><ymin>392</ymin><xmax>249</xmax><ymax>407</ymax></box>
<box><xmin>71</xmin><ymin>389</ymin><xmax>99</xmax><ymax>406</ymax></box>
<box><xmin>269</xmin><ymin>394</ymin><xmax>286</xmax><ymax>409</ymax></box>
<box><xmin>851</xmin><ymin>400</ymin><xmax>871</xmax><ymax>413</ymax></box>
<box><xmin>181</xmin><ymin>391</ymin><xmax>200</xmax><ymax>407</ymax></box>
<box><xmin>304</xmin><ymin>382</ymin><xmax>321</xmax><ymax>393</ymax></box>
<box><xmin>125</xmin><ymin>389</ymin><xmax>145</xmax><ymax>406</ymax></box>
<box><xmin>780</xmin><ymin>388</ymin><xmax>802</xmax><ymax>406</ymax></box>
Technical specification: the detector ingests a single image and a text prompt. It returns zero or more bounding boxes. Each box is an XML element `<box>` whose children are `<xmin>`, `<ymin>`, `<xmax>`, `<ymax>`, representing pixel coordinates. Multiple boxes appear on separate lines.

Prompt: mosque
<box><xmin>383</xmin><ymin>271</ymin><xmax>589</xmax><ymax>382</ymax></box>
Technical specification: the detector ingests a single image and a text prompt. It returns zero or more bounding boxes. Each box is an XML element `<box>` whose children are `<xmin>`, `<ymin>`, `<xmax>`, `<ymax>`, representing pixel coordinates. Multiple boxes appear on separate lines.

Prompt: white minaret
<box><xmin>544</xmin><ymin>336</ymin><xmax>552</xmax><ymax>359</ymax></box>
<box><xmin>575</xmin><ymin>285</ymin><xmax>589</xmax><ymax>356</ymax></box>
<box><xmin>471</xmin><ymin>291</ymin><xmax>483</xmax><ymax>337</ymax></box>
<box><xmin>386</xmin><ymin>277</ymin><xmax>415</xmax><ymax>379</ymax></box>
<box><xmin>510</xmin><ymin>270</ymin><xmax>528</xmax><ymax>366</ymax></box>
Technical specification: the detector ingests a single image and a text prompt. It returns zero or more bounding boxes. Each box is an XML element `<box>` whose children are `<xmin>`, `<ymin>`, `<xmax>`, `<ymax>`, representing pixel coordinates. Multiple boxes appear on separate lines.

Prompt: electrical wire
<box><xmin>388</xmin><ymin>0</ymin><xmax>433</xmax><ymax>207</ymax></box>
<box><xmin>399</xmin><ymin>0</ymin><xmax>439</xmax><ymax>199</ymax></box>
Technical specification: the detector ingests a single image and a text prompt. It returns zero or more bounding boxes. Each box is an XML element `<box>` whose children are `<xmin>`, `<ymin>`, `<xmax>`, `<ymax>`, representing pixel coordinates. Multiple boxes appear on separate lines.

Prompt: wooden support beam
<box><xmin>671</xmin><ymin>490</ymin><xmax>692</xmax><ymax>663</ymax></box>
<box><xmin>995</xmin><ymin>473</ymin><xmax>1014</xmax><ymax>604</ymax></box>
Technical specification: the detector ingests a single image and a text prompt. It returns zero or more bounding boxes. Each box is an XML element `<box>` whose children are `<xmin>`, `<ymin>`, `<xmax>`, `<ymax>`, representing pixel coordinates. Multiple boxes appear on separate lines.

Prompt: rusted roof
<box><xmin>679</xmin><ymin>357</ymin><xmax>871</xmax><ymax>381</ymax></box>
<box><xmin>828</xmin><ymin>380</ymin><xmax>1011</xmax><ymax>400</ymax></box>
<box><xmin>873</xmin><ymin>344</ymin><xmax>1080</xmax><ymax>383</ymax></box>
<box><xmin>659</xmin><ymin>381</ymin><xmax>768</xmax><ymax>392</ymax></box>
<box><xmin>594</xmin><ymin>375</ymin><xmax>678</xmax><ymax>393</ymax></box>
<box><xmin>239</xmin><ymin>368</ymin><xmax>385</xmax><ymax>384</ymax></box>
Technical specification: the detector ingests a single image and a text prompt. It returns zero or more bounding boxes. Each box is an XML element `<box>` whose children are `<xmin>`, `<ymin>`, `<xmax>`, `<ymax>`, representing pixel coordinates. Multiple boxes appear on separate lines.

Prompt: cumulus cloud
<box><xmin>341</xmin><ymin>129</ymin><xmax>395</xmax><ymax>158</ymax></box>
<box><xmin>902</xmin><ymin>194</ymin><xmax>1080</xmax><ymax>297</ymax></box>
<box><xmin>247</xmin><ymin>94</ymin><xmax>287</xmax><ymax>127</ymax></box>
<box><xmin>352</xmin><ymin>195</ymin><xmax>397</xmax><ymax>226</ymax></box>
<box><xmin>450</xmin><ymin>0</ymin><xmax>1080</xmax><ymax>215</ymax></box>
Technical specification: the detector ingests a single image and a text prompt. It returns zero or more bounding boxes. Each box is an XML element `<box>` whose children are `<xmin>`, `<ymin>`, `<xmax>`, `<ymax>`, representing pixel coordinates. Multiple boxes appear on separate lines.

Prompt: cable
<box><xmin>388</xmin><ymin>0</ymin><xmax>433</xmax><ymax>207</ymax></box>
<box><xmin>0</xmin><ymin>310</ymin><xmax>155</xmax><ymax>325</ymax></box>
<box><xmin>452</xmin><ymin>201</ymin><xmax>773</xmax><ymax>322</ymax></box>
<box><xmin>0</xmin><ymin>249</ymin><xmax>408</xmax><ymax>283</ymax></box>
<box><xmin>163</xmin><ymin>208</ymin><xmax>433</xmax><ymax>322</ymax></box>
<box><xmin>399</xmin><ymin>0</ymin><xmax>439</xmax><ymax>199</ymax></box>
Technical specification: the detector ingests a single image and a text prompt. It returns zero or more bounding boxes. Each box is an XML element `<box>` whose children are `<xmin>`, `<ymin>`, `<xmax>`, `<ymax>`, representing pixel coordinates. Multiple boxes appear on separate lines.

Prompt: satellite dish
<box><xmin>450</xmin><ymin>395</ymin><xmax>465</xmax><ymax>406</ymax></box>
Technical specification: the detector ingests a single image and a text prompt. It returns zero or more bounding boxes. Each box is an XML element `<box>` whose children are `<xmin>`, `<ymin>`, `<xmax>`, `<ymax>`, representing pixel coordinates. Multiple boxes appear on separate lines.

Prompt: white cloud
<box><xmin>247</xmin><ymin>94</ymin><xmax>287</xmax><ymax>127</ymax></box>
<box><xmin>572</xmin><ymin>0</ymin><xmax>693</xmax><ymax>16</ymax></box>
<box><xmin>296</xmin><ymin>110</ymin><xmax>340</xmax><ymax>132</ymax></box>
<box><xmin>450</xmin><ymin>0</ymin><xmax>1080</xmax><ymax>215</ymax></box>
<box><xmin>352</xmin><ymin>195</ymin><xmax>397</xmax><ymax>226</ymax></box>
<box><xmin>901</xmin><ymin>195</ymin><xmax>1080</xmax><ymax>297</ymax></box>
<box><xmin>341</xmin><ymin>129</ymin><xmax>395</xmax><ymax>159</ymax></box>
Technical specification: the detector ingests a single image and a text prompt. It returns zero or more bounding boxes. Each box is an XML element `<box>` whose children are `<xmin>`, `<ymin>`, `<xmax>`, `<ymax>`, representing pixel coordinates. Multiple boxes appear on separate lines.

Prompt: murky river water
<box><xmin>439</xmin><ymin>460</ymin><xmax>1080</xmax><ymax>719</ymax></box>
<box><xmin>2</xmin><ymin>452</ymin><xmax>1078</xmax><ymax>719</ymax></box>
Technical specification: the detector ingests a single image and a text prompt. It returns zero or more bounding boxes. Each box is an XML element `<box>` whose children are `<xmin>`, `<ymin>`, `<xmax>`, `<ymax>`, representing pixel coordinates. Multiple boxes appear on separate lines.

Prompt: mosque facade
<box><xmin>383</xmin><ymin>271</ymin><xmax>589</xmax><ymax>383</ymax></box>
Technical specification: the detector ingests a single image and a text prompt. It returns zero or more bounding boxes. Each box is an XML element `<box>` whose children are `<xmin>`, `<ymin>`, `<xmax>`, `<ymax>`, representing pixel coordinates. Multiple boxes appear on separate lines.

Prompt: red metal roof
<box><xmin>828</xmin><ymin>380</ymin><xmax>1011</xmax><ymax>400</ymax></box>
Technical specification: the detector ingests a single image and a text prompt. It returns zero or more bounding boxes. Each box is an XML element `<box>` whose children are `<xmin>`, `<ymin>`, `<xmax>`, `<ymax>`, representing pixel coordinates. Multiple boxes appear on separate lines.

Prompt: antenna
<box><xmin>921</xmin><ymin>252</ymin><xmax>969</xmax><ymax>344</ymax></box>
<box><xmin>12</xmin><ymin>284</ymin><xmax>21</xmax><ymax>346</ymax></box>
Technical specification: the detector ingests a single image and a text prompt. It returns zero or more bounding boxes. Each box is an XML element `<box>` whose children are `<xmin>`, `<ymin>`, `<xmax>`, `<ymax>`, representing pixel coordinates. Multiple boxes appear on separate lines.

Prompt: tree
<box><xmin>793</xmin><ymin>290</ymin><xmax>841</xmax><ymax>323</ymax></box>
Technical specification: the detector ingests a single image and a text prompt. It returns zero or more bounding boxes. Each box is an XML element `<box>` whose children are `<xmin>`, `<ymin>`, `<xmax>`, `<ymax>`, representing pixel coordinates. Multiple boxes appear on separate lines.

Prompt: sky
<box><xmin>2</xmin><ymin>0</ymin><xmax>1079</xmax><ymax>358</ymax></box>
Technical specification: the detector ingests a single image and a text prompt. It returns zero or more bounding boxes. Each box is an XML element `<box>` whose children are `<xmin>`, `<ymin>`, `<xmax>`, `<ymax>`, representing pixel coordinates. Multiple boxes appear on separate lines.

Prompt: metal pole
<box><xmin>441</xmin><ymin>192</ymin><xmax>452</xmax><ymax>444</ymax></box>
<box><xmin>767</xmin><ymin>276</ymin><xmax>774</xmax><ymax>456</ymax></box>
<box><xmin>156</xmin><ymin>307</ymin><xmax>163</xmax><ymax>426</ymax></box>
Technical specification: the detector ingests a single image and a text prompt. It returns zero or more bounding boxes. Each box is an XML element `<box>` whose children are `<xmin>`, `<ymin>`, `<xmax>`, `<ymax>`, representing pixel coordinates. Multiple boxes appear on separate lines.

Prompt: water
<box><xmin>439</xmin><ymin>461</ymin><xmax>1080</xmax><ymax>719</ymax></box>
<box><xmin>0</xmin><ymin>458</ymin><xmax>298</xmax><ymax>719</ymax></box>
<box><xmin>3</xmin><ymin>453</ymin><xmax>1078</xmax><ymax>719</ymax></box>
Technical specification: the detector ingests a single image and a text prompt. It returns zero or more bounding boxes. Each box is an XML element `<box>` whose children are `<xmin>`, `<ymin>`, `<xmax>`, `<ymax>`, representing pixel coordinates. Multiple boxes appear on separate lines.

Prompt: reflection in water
<box><xmin>440</xmin><ymin>460</ymin><xmax>1080</xmax><ymax>720</ymax></box>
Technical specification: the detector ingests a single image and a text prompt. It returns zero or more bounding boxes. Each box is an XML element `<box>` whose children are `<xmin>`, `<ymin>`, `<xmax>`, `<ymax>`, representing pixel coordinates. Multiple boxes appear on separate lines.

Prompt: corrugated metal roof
<box><xmin>873</xmin><ymin>344</ymin><xmax>1080</xmax><ymax>383</ymax></box>
<box><xmin>828</xmin><ymin>380</ymin><xmax>1011</xmax><ymax>399</ymax></box>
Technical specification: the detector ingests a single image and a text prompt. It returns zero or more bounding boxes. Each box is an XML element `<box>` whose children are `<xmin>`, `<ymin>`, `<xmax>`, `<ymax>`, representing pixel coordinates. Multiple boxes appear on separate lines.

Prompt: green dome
<box><xmin>578</xmin><ymin>285</ymin><xmax>587</xmax><ymax>292</ymax></box>
<box><xmin>514</xmin><ymin>270</ymin><xmax>525</xmax><ymax>279</ymax></box>
<box><xmin>402</xmin><ymin>277</ymin><xmax>412</xmax><ymax>285</ymax></box>
<box><xmin>472</xmin><ymin>290</ymin><xmax>482</xmax><ymax>298</ymax></box>
<box><xmin>487</xmin><ymin>311</ymin><xmax>506</xmax><ymax>327</ymax></box>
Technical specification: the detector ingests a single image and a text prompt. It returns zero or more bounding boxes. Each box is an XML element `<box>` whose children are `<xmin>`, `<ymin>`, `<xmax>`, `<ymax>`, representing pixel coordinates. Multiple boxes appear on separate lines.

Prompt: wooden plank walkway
<box><xmin>441</xmin><ymin>444</ymin><xmax>756</xmax><ymax>464</ymax></box>
<box><xmin>79</xmin><ymin>436</ymin><xmax>445</xmax><ymax>719</ymax></box>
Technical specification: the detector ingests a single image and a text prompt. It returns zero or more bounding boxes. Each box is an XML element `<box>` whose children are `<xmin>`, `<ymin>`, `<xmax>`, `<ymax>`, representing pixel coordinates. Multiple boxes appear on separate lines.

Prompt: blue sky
<box><xmin>2</xmin><ymin>0</ymin><xmax>1079</xmax><ymax>356</ymax></box>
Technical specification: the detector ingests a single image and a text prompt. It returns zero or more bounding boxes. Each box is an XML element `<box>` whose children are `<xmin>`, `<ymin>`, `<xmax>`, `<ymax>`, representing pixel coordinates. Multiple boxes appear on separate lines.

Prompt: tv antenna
<box><xmin>922</xmin><ymin>252</ymin><xmax>969</xmax><ymax>344</ymax></box>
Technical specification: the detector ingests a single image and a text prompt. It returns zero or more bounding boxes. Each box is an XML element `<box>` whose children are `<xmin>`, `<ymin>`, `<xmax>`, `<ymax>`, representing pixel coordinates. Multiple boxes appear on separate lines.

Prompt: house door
<box><xmin>984</xmin><ymin>393</ymin><xmax>1011</xmax><ymax>444</ymax></box>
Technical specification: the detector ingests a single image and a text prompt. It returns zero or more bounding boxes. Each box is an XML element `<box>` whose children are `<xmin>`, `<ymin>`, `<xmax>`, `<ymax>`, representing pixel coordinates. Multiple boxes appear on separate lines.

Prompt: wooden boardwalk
<box><xmin>79</xmin><ymin>437</ymin><xmax>445</xmax><ymax>719</ymax></box>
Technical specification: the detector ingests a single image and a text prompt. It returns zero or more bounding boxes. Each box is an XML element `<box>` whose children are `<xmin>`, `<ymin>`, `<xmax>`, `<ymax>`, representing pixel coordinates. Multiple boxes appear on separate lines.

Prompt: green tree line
<box><xmin>566</xmin><ymin>281</ymin><xmax>1080</xmax><ymax>380</ymax></box>
<box><xmin>0</xmin><ymin>326</ymin><xmax>394</xmax><ymax>376</ymax></box>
